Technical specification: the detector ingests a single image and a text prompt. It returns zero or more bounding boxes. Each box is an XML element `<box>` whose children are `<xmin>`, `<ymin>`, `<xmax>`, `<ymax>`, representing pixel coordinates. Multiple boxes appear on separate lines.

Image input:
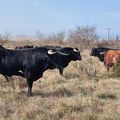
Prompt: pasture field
<box><xmin>0</xmin><ymin>45</ymin><xmax>120</xmax><ymax>120</ymax></box>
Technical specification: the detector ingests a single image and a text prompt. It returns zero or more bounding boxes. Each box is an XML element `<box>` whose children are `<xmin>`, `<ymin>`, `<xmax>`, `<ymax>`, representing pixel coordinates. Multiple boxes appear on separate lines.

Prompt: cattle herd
<box><xmin>0</xmin><ymin>45</ymin><xmax>119</xmax><ymax>96</ymax></box>
<box><xmin>90</xmin><ymin>47</ymin><xmax>120</xmax><ymax>71</ymax></box>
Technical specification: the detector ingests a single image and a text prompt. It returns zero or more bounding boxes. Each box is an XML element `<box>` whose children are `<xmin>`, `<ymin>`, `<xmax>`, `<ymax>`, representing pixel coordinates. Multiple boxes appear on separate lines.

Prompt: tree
<box><xmin>67</xmin><ymin>25</ymin><xmax>99</xmax><ymax>49</ymax></box>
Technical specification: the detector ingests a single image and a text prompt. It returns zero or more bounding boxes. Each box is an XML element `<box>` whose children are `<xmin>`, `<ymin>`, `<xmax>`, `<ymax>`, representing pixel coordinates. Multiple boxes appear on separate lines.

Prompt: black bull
<box><xmin>15</xmin><ymin>45</ymin><xmax>65</xmax><ymax>75</ymax></box>
<box><xmin>0</xmin><ymin>47</ymin><xmax>81</xmax><ymax>96</ymax></box>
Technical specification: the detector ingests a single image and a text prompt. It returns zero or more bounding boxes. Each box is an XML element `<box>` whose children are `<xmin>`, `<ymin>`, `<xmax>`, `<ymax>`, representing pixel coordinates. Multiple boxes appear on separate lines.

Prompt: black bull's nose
<box><xmin>80</xmin><ymin>56</ymin><xmax>82</xmax><ymax>60</ymax></box>
<box><xmin>78</xmin><ymin>55</ymin><xmax>82</xmax><ymax>60</ymax></box>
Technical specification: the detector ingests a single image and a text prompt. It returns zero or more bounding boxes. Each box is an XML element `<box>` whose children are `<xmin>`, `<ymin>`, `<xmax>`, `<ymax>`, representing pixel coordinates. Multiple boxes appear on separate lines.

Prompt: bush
<box><xmin>79</xmin><ymin>58</ymin><xmax>100</xmax><ymax>79</ymax></box>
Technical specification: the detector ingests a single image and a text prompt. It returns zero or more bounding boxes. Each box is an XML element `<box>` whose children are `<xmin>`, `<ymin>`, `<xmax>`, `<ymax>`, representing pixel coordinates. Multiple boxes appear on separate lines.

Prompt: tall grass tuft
<box><xmin>110</xmin><ymin>62</ymin><xmax>120</xmax><ymax>78</ymax></box>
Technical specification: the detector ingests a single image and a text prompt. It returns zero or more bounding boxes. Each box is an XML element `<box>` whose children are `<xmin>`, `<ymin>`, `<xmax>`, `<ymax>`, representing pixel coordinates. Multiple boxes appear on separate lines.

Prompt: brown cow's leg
<box><xmin>106</xmin><ymin>63</ymin><xmax>110</xmax><ymax>71</ymax></box>
<box><xmin>107</xmin><ymin>66</ymin><xmax>109</xmax><ymax>71</ymax></box>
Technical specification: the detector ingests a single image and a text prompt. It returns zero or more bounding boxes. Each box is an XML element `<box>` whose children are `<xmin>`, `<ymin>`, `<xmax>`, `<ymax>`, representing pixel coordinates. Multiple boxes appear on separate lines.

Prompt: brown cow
<box><xmin>103</xmin><ymin>50</ymin><xmax>120</xmax><ymax>71</ymax></box>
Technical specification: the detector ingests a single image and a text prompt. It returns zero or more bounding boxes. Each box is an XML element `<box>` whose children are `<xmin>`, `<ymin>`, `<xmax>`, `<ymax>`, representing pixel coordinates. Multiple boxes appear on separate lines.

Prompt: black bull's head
<box><xmin>48</xmin><ymin>47</ymin><xmax>82</xmax><ymax>61</ymax></box>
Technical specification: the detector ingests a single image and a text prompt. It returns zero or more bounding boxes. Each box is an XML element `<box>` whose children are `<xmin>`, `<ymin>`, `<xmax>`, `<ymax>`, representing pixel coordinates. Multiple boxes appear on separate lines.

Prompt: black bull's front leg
<box><xmin>27</xmin><ymin>79</ymin><xmax>33</xmax><ymax>96</ymax></box>
<box><xmin>59</xmin><ymin>67</ymin><xmax>63</xmax><ymax>76</ymax></box>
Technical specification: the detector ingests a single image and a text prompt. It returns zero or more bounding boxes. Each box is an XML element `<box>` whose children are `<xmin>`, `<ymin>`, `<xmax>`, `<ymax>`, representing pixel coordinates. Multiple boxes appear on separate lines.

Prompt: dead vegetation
<box><xmin>0</xmin><ymin>26</ymin><xmax>120</xmax><ymax>119</ymax></box>
<box><xmin>0</xmin><ymin>44</ymin><xmax>120</xmax><ymax>120</ymax></box>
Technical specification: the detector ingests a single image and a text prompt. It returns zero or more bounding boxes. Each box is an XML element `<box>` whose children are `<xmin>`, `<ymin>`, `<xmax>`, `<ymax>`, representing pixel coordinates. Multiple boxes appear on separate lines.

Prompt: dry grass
<box><xmin>0</xmin><ymin>42</ymin><xmax>120</xmax><ymax>120</ymax></box>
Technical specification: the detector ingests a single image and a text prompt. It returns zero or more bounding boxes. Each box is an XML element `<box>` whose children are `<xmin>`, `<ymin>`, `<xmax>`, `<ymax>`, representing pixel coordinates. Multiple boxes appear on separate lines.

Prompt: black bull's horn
<box><xmin>48</xmin><ymin>50</ymin><xmax>69</xmax><ymax>55</ymax></box>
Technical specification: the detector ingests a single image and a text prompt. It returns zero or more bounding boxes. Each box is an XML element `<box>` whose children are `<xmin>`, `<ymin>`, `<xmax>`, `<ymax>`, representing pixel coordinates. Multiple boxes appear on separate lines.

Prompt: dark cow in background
<box><xmin>43</xmin><ymin>45</ymin><xmax>61</xmax><ymax>50</ymax></box>
<box><xmin>15</xmin><ymin>45</ymin><xmax>61</xmax><ymax>50</ymax></box>
<box><xmin>15</xmin><ymin>45</ymin><xmax>37</xmax><ymax>50</ymax></box>
<box><xmin>0</xmin><ymin>46</ymin><xmax>81</xmax><ymax>96</ymax></box>
<box><xmin>90</xmin><ymin>47</ymin><xmax>118</xmax><ymax>62</ymax></box>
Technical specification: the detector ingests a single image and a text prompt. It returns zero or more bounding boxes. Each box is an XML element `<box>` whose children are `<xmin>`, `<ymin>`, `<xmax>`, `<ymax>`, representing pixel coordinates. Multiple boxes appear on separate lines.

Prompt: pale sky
<box><xmin>0</xmin><ymin>0</ymin><xmax>120</xmax><ymax>38</ymax></box>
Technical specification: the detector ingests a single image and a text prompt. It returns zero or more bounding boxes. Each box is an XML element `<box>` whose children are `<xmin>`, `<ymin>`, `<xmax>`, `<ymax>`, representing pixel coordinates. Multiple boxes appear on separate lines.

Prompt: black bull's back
<box><xmin>0</xmin><ymin>48</ymin><xmax>48</xmax><ymax>77</ymax></box>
